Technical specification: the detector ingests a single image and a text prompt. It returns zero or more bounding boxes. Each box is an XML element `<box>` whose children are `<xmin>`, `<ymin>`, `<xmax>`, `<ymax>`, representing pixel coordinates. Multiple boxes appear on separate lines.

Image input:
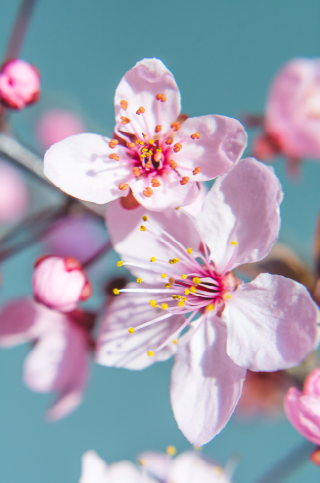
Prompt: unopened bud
<box><xmin>0</xmin><ymin>59</ymin><xmax>40</xmax><ymax>110</ymax></box>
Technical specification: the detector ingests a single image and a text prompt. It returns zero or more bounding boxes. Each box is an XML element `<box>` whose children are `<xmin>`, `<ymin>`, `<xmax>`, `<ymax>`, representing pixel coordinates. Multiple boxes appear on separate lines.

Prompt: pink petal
<box><xmin>0</xmin><ymin>298</ymin><xmax>40</xmax><ymax>346</ymax></box>
<box><xmin>108</xmin><ymin>461</ymin><xmax>149</xmax><ymax>482</ymax></box>
<box><xmin>96</xmin><ymin>285</ymin><xmax>185</xmax><ymax>370</ymax></box>
<box><xmin>130</xmin><ymin>173</ymin><xmax>200</xmax><ymax>211</ymax></box>
<box><xmin>105</xmin><ymin>198</ymin><xmax>201</xmax><ymax>279</ymax></box>
<box><xmin>224</xmin><ymin>273</ymin><xmax>319</xmax><ymax>371</ymax></box>
<box><xmin>173</xmin><ymin>115</ymin><xmax>247</xmax><ymax>182</ymax></box>
<box><xmin>303</xmin><ymin>368</ymin><xmax>320</xmax><ymax>398</ymax></box>
<box><xmin>169</xmin><ymin>451</ymin><xmax>230</xmax><ymax>483</ymax></box>
<box><xmin>114</xmin><ymin>58</ymin><xmax>181</xmax><ymax>137</ymax></box>
<box><xmin>284</xmin><ymin>388</ymin><xmax>320</xmax><ymax>445</ymax></box>
<box><xmin>170</xmin><ymin>318</ymin><xmax>246</xmax><ymax>445</ymax></box>
<box><xmin>44</xmin><ymin>133</ymin><xmax>132</xmax><ymax>203</ymax></box>
<box><xmin>182</xmin><ymin>182</ymin><xmax>208</xmax><ymax>218</ymax></box>
<box><xmin>266</xmin><ymin>58</ymin><xmax>320</xmax><ymax>159</ymax></box>
<box><xmin>80</xmin><ymin>451</ymin><xmax>109</xmax><ymax>483</ymax></box>
<box><xmin>24</xmin><ymin>313</ymin><xmax>88</xmax><ymax>419</ymax></box>
<box><xmin>138</xmin><ymin>452</ymin><xmax>171</xmax><ymax>482</ymax></box>
<box><xmin>0</xmin><ymin>162</ymin><xmax>28</xmax><ymax>222</ymax></box>
<box><xmin>197</xmin><ymin>157</ymin><xmax>283</xmax><ymax>272</ymax></box>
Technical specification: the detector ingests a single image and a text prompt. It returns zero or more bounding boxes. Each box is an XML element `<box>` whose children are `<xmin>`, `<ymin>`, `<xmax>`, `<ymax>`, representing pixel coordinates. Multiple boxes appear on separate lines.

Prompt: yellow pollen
<box><xmin>172</xmin><ymin>295</ymin><xmax>178</xmax><ymax>299</ymax></box>
<box><xmin>162</xmin><ymin>303</ymin><xmax>168</xmax><ymax>310</ymax></box>
<box><xmin>193</xmin><ymin>277</ymin><xmax>200</xmax><ymax>285</ymax></box>
<box><xmin>113</xmin><ymin>288</ymin><xmax>119</xmax><ymax>295</ymax></box>
<box><xmin>150</xmin><ymin>257</ymin><xmax>156</xmax><ymax>262</ymax></box>
<box><xmin>173</xmin><ymin>339</ymin><xmax>177</xmax><ymax>344</ymax></box>
<box><xmin>169</xmin><ymin>258</ymin><xmax>179</xmax><ymax>264</ymax></box>
<box><xmin>184</xmin><ymin>289</ymin><xmax>190</xmax><ymax>295</ymax></box>
<box><xmin>142</xmin><ymin>215</ymin><xmax>148</xmax><ymax>221</ymax></box>
<box><xmin>139</xmin><ymin>459</ymin><xmax>146</xmax><ymax>466</ymax></box>
<box><xmin>140</xmin><ymin>154</ymin><xmax>146</xmax><ymax>158</ymax></box>
<box><xmin>149</xmin><ymin>139</ymin><xmax>155</xmax><ymax>144</ymax></box>
<box><xmin>181</xmin><ymin>274</ymin><xmax>187</xmax><ymax>280</ymax></box>
<box><xmin>156</xmin><ymin>147</ymin><xmax>162</xmax><ymax>152</ymax></box>
<box><xmin>206</xmin><ymin>303</ymin><xmax>215</xmax><ymax>311</ymax></box>
<box><xmin>231</xmin><ymin>241</ymin><xmax>238</xmax><ymax>246</ymax></box>
<box><xmin>128</xmin><ymin>327</ymin><xmax>135</xmax><ymax>334</ymax></box>
<box><xmin>117</xmin><ymin>261</ymin><xmax>123</xmax><ymax>267</ymax></box>
<box><xmin>140</xmin><ymin>225</ymin><xmax>146</xmax><ymax>231</ymax></box>
<box><xmin>177</xmin><ymin>301</ymin><xmax>184</xmax><ymax>307</ymax></box>
<box><xmin>142</xmin><ymin>147</ymin><xmax>148</xmax><ymax>152</ymax></box>
<box><xmin>224</xmin><ymin>294</ymin><xmax>231</xmax><ymax>300</ymax></box>
<box><xmin>193</xmin><ymin>445</ymin><xmax>202</xmax><ymax>451</ymax></box>
<box><xmin>190</xmin><ymin>286</ymin><xmax>197</xmax><ymax>294</ymax></box>
<box><xmin>142</xmin><ymin>132</ymin><xmax>146</xmax><ymax>138</ymax></box>
<box><xmin>177</xmin><ymin>295</ymin><xmax>181</xmax><ymax>299</ymax></box>
<box><xmin>136</xmin><ymin>278</ymin><xmax>142</xmax><ymax>284</ymax></box>
<box><xmin>148</xmin><ymin>351</ymin><xmax>154</xmax><ymax>357</ymax></box>
<box><xmin>187</xmin><ymin>248</ymin><xmax>193</xmax><ymax>254</ymax></box>
<box><xmin>140</xmin><ymin>141</ymin><xmax>144</xmax><ymax>145</ymax></box>
<box><xmin>165</xmin><ymin>283</ymin><xmax>171</xmax><ymax>289</ymax></box>
<box><xmin>182</xmin><ymin>297</ymin><xmax>187</xmax><ymax>302</ymax></box>
<box><xmin>150</xmin><ymin>299</ymin><xmax>157</xmax><ymax>307</ymax></box>
<box><xmin>166</xmin><ymin>446</ymin><xmax>177</xmax><ymax>456</ymax></box>
<box><xmin>161</xmin><ymin>274</ymin><xmax>166</xmax><ymax>279</ymax></box>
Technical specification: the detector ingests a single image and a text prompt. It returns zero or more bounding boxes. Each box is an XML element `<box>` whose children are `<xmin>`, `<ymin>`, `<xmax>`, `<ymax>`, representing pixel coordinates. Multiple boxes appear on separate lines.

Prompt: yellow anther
<box><xmin>182</xmin><ymin>297</ymin><xmax>187</xmax><ymax>302</ymax></box>
<box><xmin>161</xmin><ymin>274</ymin><xmax>166</xmax><ymax>279</ymax></box>
<box><xmin>142</xmin><ymin>215</ymin><xmax>148</xmax><ymax>221</ymax></box>
<box><xmin>206</xmin><ymin>303</ymin><xmax>215</xmax><ymax>311</ymax></box>
<box><xmin>231</xmin><ymin>241</ymin><xmax>238</xmax><ymax>246</ymax></box>
<box><xmin>149</xmin><ymin>139</ymin><xmax>154</xmax><ymax>144</ymax></box>
<box><xmin>147</xmin><ymin>351</ymin><xmax>154</xmax><ymax>357</ymax></box>
<box><xmin>142</xmin><ymin>147</ymin><xmax>148</xmax><ymax>152</ymax></box>
<box><xmin>193</xmin><ymin>277</ymin><xmax>200</xmax><ymax>285</ymax></box>
<box><xmin>166</xmin><ymin>446</ymin><xmax>177</xmax><ymax>456</ymax></box>
<box><xmin>150</xmin><ymin>299</ymin><xmax>157</xmax><ymax>307</ymax></box>
<box><xmin>187</xmin><ymin>248</ymin><xmax>193</xmax><ymax>254</ymax></box>
<box><xmin>140</xmin><ymin>225</ymin><xmax>146</xmax><ymax>231</ymax></box>
<box><xmin>117</xmin><ymin>261</ymin><xmax>123</xmax><ymax>267</ymax></box>
<box><xmin>139</xmin><ymin>459</ymin><xmax>146</xmax><ymax>466</ymax></box>
<box><xmin>150</xmin><ymin>257</ymin><xmax>156</xmax><ymax>262</ymax></box>
<box><xmin>136</xmin><ymin>278</ymin><xmax>142</xmax><ymax>284</ymax></box>
<box><xmin>113</xmin><ymin>288</ymin><xmax>119</xmax><ymax>295</ymax></box>
<box><xmin>190</xmin><ymin>286</ymin><xmax>197</xmax><ymax>294</ymax></box>
<box><xmin>173</xmin><ymin>258</ymin><xmax>179</xmax><ymax>263</ymax></box>
<box><xmin>172</xmin><ymin>295</ymin><xmax>178</xmax><ymax>299</ymax></box>
<box><xmin>165</xmin><ymin>283</ymin><xmax>171</xmax><ymax>289</ymax></box>
<box><xmin>140</xmin><ymin>154</ymin><xmax>146</xmax><ymax>158</ymax></box>
<box><xmin>140</xmin><ymin>141</ymin><xmax>144</xmax><ymax>145</ymax></box>
<box><xmin>128</xmin><ymin>327</ymin><xmax>135</xmax><ymax>334</ymax></box>
<box><xmin>177</xmin><ymin>301</ymin><xmax>184</xmax><ymax>307</ymax></box>
<box><xmin>173</xmin><ymin>339</ymin><xmax>177</xmax><ymax>344</ymax></box>
<box><xmin>193</xmin><ymin>445</ymin><xmax>202</xmax><ymax>451</ymax></box>
<box><xmin>177</xmin><ymin>295</ymin><xmax>181</xmax><ymax>299</ymax></box>
<box><xmin>162</xmin><ymin>303</ymin><xmax>168</xmax><ymax>310</ymax></box>
<box><xmin>184</xmin><ymin>289</ymin><xmax>190</xmax><ymax>295</ymax></box>
<box><xmin>156</xmin><ymin>147</ymin><xmax>162</xmax><ymax>152</ymax></box>
<box><xmin>224</xmin><ymin>294</ymin><xmax>231</xmax><ymax>300</ymax></box>
<box><xmin>181</xmin><ymin>274</ymin><xmax>187</xmax><ymax>280</ymax></box>
<box><xmin>142</xmin><ymin>132</ymin><xmax>146</xmax><ymax>138</ymax></box>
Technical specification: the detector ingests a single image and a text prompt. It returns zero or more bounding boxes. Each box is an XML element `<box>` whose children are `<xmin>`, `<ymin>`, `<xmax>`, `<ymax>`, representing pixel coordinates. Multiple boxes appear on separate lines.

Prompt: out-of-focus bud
<box><xmin>0</xmin><ymin>161</ymin><xmax>28</xmax><ymax>221</ymax></box>
<box><xmin>265</xmin><ymin>58</ymin><xmax>320</xmax><ymax>160</ymax></box>
<box><xmin>0</xmin><ymin>59</ymin><xmax>40</xmax><ymax>110</ymax></box>
<box><xmin>310</xmin><ymin>447</ymin><xmax>320</xmax><ymax>466</ymax></box>
<box><xmin>32</xmin><ymin>256</ymin><xmax>91</xmax><ymax>312</ymax></box>
<box><xmin>35</xmin><ymin>109</ymin><xmax>86</xmax><ymax>150</ymax></box>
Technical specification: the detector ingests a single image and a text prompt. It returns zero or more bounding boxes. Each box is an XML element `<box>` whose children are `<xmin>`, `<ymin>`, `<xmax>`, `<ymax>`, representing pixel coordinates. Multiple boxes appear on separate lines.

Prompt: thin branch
<box><xmin>82</xmin><ymin>240</ymin><xmax>113</xmax><ymax>269</ymax></box>
<box><xmin>252</xmin><ymin>440</ymin><xmax>315</xmax><ymax>483</ymax></box>
<box><xmin>4</xmin><ymin>0</ymin><xmax>38</xmax><ymax>60</ymax></box>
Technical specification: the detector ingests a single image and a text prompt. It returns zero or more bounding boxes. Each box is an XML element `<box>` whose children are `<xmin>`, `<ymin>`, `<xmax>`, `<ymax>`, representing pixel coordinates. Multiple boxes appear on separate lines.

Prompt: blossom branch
<box><xmin>4</xmin><ymin>0</ymin><xmax>38</xmax><ymax>60</ymax></box>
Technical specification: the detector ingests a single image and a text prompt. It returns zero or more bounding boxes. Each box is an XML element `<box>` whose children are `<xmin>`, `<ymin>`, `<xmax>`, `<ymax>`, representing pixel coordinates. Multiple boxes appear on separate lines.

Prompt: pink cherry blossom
<box><xmin>0</xmin><ymin>256</ymin><xmax>93</xmax><ymax>419</ymax></box>
<box><xmin>33</xmin><ymin>256</ymin><xmax>92</xmax><ymax>312</ymax></box>
<box><xmin>253</xmin><ymin>58</ymin><xmax>320</xmax><ymax>173</ymax></box>
<box><xmin>0</xmin><ymin>160</ymin><xmax>28</xmax><ymax>222</ymax></box>
<box><xmin>44</xmin><ymin>58</ymin><xmax>247</xmax><ymax>211</ymax></box>
<box><xmin>80</xmin><ymin>450</ymin><xmax>232</xmax><ymax>483</ymax></box>
<box><xmin>97</xmin><ymin>157</ymin><xmax>319</xmax><ymax>445</ymax></box>
<box><xmin>284</xmin><ymin>368</ymin><xmax>320</xmax><ymax>445</ymax></box>
<box><xmin>36</xmin><ymin>109</ymin><xmax>86</xmax><ymax>150</ymax></box>
<box><xmin>0</xmin><ymin>59</ymin><xmax>40</xmax><ymax>110</ymax></box>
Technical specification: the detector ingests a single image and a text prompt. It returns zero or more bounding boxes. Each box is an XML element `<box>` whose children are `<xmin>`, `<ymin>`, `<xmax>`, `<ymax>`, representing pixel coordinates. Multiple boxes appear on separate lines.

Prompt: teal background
<box><xmin>1</xmin><ymin>0</ymin><xmax>320</xmax><ymax>481</ymax></box>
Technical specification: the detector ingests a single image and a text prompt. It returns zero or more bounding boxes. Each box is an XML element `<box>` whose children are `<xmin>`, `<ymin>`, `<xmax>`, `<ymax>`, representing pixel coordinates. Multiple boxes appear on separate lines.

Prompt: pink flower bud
<box><xmin>35</xmin><ymin>109</ymin><xmax>86</xmax><ymax>150</ymax></box>
<box><xmin>0</xmin><ymin>59</ymin><xmax>40</xmax><ymax>110</ymax></box>
<box><xmin>32</xmin><ymin>256</ymin><xmax>91</xmax><ymax>312</ymax></box>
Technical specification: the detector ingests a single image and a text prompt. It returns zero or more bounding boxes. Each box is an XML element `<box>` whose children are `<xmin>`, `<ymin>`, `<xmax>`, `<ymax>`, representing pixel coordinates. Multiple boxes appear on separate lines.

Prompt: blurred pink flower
<box><xmin>80</xmin><ymin>449</ymin><xmax>232</xmax><ymax>483</ymax></box>
<box><xmin>44</xmin><ymin>58</ymin><xmax>247</xmax><ymax>212</ymax></box>
<box><xmin>33</xmin><ymin>256</ymin><xmax>92</xmax><ymax>312</ymax></box>
<box><xmin>0</xmin><ymin>256</ymin><xmax>93</xmax><ymax>420</ymax></box>
<box><xmin>97</xmin><ymin>158</ymin><xmax>319</xmax><ymax>445</ymax></box>
<box><xmin>0</xmin><ymin>59</ymin><xmax>40</xmax><ymax>110</ymax></box>
<box><xmin>36</xmin><ymin>109</ymin><xmax>86</xmax><ymax>150</ymax></box>
<box><xmin>284</xmin><ymin>368</ymin><xmax>320</xmax><ymax>445</ymax></box>
<box><xmin>0</xmin><ymin>161</ymin><xmax>28</xmax><ymax>222</ymax></box>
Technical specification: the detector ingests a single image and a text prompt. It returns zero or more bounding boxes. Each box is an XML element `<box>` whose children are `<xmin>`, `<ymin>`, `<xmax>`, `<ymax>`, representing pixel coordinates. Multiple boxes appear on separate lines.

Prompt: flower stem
<box><xmin>252</xmin><ymin>440</ymin><xmax>315</xmax><ymax>483</ymax></box>
<box><xmin>4</xmin><ymin>0</ymin><xmax>38</xmax><ymax>60</ymax></box>
<box><xmin>82</xmin><ymin>240</ymin><xmax>113</xmax><ymax>269</ymax></box>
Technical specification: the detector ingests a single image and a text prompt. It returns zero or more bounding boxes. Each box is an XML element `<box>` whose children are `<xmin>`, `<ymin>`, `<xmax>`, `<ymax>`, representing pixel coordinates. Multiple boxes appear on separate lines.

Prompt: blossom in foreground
<box><xmin>284</xmin><ymin>368</ymin><xmax>320</xmax><ymax>446</ymax></box>
<box><xmin>97</xmin><ymin>157</ymin><xmax>319</xmax><ymax>445</ymax></box>
<box><xmin>80</xmin><ymin>448</ymin><xmax>232</xmax><ymax>483</ymax></box>
<box><xmin>0</xmin><ymin>160</ymin><xmax>28</xmax><ymax>222</ymax></box>
<box><xmin>0</xmin><ymin>59</ymin><xmax>40</xmax><ymax>109</ymax></box>
<box><xmin>0</xmin><ymin>256</ymin><xmax>93</xmax><ymax>420</ymax></box>
<box><xmin>252</xmin><ymin>58</ymin><xmax>320</xmax><ymax>175</ymax></box>
<box><xmin>35</xmin><ymin>109</ymin><xmax>86</xmax><ymax>150</ymax></box>
<box><xmin>44</xmin><ymin>58</ymin><xmax>247</xmax><ymax>211</ymax></box>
